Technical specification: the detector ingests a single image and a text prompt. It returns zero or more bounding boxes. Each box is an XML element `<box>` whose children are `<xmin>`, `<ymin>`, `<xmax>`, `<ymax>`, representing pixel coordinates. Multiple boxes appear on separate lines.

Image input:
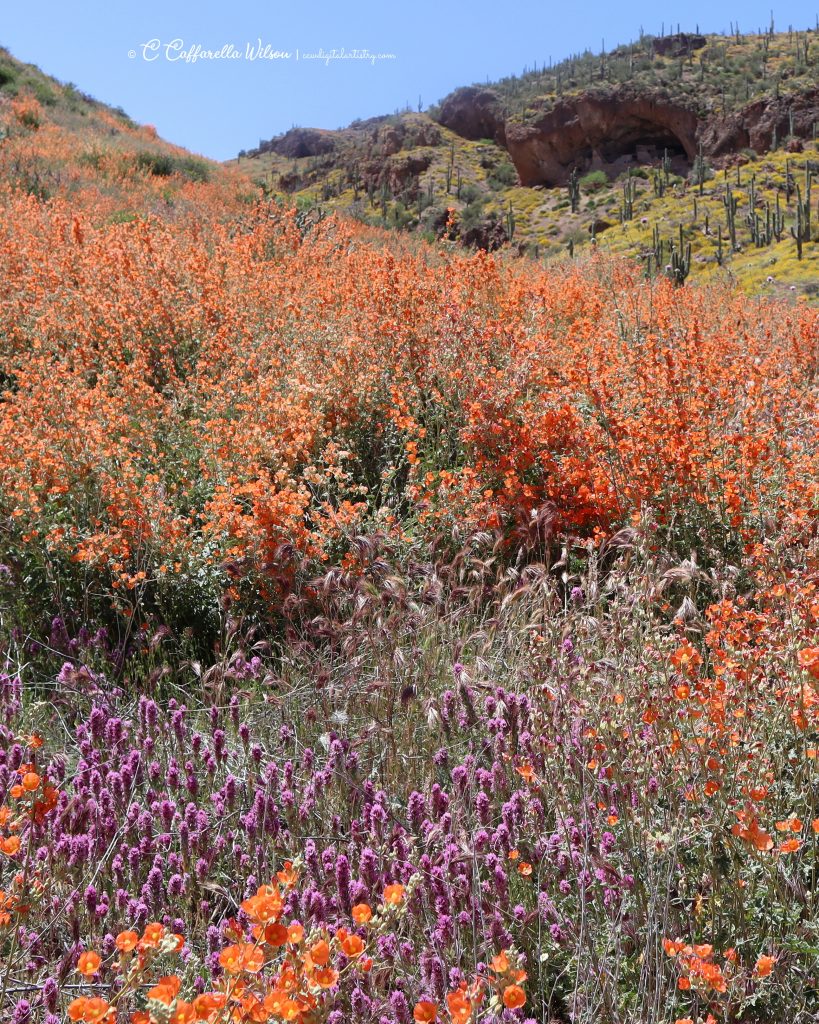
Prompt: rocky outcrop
<box><xmin>438</xmin><ymin>78</ymin><xmax>819</xmax><ymax>187</ymax></box>
<box><xmin>268</xmin><ymin>128</ymin><xmax>337</xmax><ymax>159</ymax></box>
<box><xmin>461</xmin><ymin>216</ymin><xmax>508</xmax><ymax>251</ymax></box>
<box><xmin>437</xmin><ymin>87</ymin><xmax>506</xmax><ymax>145</ymax></box>
<box><xmin>504</xmin><ymin>90</ymin><xmax>698</xmax><ymax>186</ymax></box>
<box><xmin>700</xmin><ymin>88</ymin><xmax>819</xmax><ymax>155</ymax></box>
<box><xmin>651</xmin><ymin>33</ymin><xmax>706</xmax><ymax>57</ymax></box>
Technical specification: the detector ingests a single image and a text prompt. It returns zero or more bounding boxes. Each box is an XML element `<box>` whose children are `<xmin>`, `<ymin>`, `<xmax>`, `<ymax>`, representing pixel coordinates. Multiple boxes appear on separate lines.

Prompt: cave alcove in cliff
<box><xmin>585</xmin><ymin>116</ymin><xmax>693</xmax><ymax>180</ymax></box>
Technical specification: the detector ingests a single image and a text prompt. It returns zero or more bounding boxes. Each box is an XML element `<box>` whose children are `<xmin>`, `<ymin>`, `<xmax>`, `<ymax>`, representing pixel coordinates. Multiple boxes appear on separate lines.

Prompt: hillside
<box><xmin>0</xmin><ymin>46</ymin><xmax>255</xmax><ymax>217</ymax></box>
<box><xmin>232</xmin><ymin>27</ymin><xmax>819</xmax><ymax>298</ymax></box>
<box><xmin>1</xmin><ymin>37</ymin><xmax>819</xmax><ymax>1024</ymax></box>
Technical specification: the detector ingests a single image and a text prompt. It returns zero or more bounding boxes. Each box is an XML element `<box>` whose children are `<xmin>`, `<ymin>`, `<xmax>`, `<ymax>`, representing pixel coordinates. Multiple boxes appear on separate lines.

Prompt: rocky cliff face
<box><xmin>699</xmin><ymin>87</ymin><xmax>819</xmax><ymax>155</ymax></box>
<box><xmin>436</xmin><ymin>81</ymin><xmax>819</xmax><ymax>187</ymax></box>
<box><xmin>262</xmin><ymin>128</ymin><xmax>337</xmax><ymax>159</ymax></box>
<box><xmin>437</xmin><ymin>86</ymin><xmax>506</xmax><ymax>145</ymax></box>
<box><xmin>504</xmin><ymin>90</ymin><xmax>699</xmax><ymax>186</ymax></box>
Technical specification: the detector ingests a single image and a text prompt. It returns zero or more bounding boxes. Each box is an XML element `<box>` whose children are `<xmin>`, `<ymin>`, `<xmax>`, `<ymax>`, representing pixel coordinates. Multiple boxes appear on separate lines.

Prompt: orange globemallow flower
<box><xmin>148</xmin><ymin>975</ymin><xmax>181</xmax><ymax>1004</ymax></box>
<box><xmin>77</xmin><ymin>950</ymin><xmax>102</xmax><ymax>976</ymax></box>
<box><xmin>169</xmin><ymin>1001</ymin><xmax>195</xmax><ymax>1024</ymax></box>
<box><xmin>241</xmin><ymin>888</ymin><xmax>284</xmax><ymax>924</ymax></box>
<box><xmin>140</xmin><ymin>922</ymin><xmax>166</xmax><ymax>948</ymax></box>
<box><xmin>413</xmin><ymin>1001</ymin><xmax>438</xmax><ymax>1022</ymax></box>
<box><xmin>502</xmin><ymin>984</ymin><xmax>526</xmax><ymax>1009</ymax></box>
<box><xmin>755</xmin><ymin>954</ymin><xmax>776</xmax><ymax>977</ymax></box>
<box><xmin>798</xmin><ymin>647</ymin><xmax>819</xmax><ymax>679</ymax></box>
<box><xmin>67</xmin><ymin>996</ymin><xmax>111</xmax><ymax>1022</ymax></box>
<box><xmin>313</xmin><ymin>966</ymin><xmax>340</xmax><ymax>989</ymax></box>
<box><xmin>21</xmin><ymin>771</ymin><xmax>41</xmax><ymax>792</ymax></box>
<box><xmin>219</xmin><ymin>942</ymin><xmax>265</xmax><ymax>974</ymax></box>
<box><xmin>383</xmin><ymin>883</ymin><xmax>406</xmax><ymax>906</ymax></box>
<box><xmin>193</xmin><ymin>993</ymin><xmax>227</xmax><ymax>1017</ymax></box>
<box><xmin>491</xmin><ymin>951</ymin><xmax>509</xmax><ymax>974</ymax></box>
<box><xmin>309</xmin><ymin>939</ymin><xmax>331</xmax><ymax>966</ymax></box>
<box><xmin>277</xmin><ymin>861</ymin><xmax>299</xmax><ymax>888</ymax></box>
<box><xmin>446</xmin><ymin>990</ymin><xmax>473</xmax><ymax>1024</ymax></box>
<box><xmin>0</xmin><ymin>836</ymin><xmax>21</xmax><ymax>856</ymax></box>
<box><xmin>339</xmin><ymin>932</ymin><xmax>365</xmax><ymax>958</ymax></box>
<box><xmin>116</xmin><ymin>930</ymin><xmax>139</xmax><ymax>952</ymax></box>
<box><xmin>351</xmin><ymin>903</ymin><xmax>372</xmax><ymax>924</ymax></box>
<box><xmin>264</xmin><ymin>922</ymin><xmax>289</xmax><ymax>946</ymax></box>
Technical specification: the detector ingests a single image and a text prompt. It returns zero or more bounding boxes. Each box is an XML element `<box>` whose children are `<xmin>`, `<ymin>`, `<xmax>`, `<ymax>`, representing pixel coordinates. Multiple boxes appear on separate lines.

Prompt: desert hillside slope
<box><xmin>234</xmin><ymin>27</ymin><xmax>819</xmax><ymax>298</ymax></box>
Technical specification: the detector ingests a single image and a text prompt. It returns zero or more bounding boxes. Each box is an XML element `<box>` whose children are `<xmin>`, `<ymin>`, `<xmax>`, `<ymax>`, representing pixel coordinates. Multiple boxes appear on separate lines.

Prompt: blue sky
<box><xmin>2</xmin><ymin>2</ymin><xmax>818</xmax><ymax>160</ymax></box>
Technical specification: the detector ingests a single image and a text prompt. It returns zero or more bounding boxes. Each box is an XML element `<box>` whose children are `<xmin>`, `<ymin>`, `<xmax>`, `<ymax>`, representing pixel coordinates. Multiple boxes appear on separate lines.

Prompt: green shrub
<box><xmin>0</xmin><ymin>62</ymin><xmax>17</xmax><ymax>90</ymax></box>
<box><xmin>134</xmin><ymin>152</ymin><xmax>211</xmax><ymax>182</ymax></box>
<box><xmin>459</xmin><ymin>181</ymin><xmax>482</xmax><ymax>205</ymax></box>
<box><xmin>136</xmin><ymin>151</ymin><xmax>175</xmax><ymax>177</ymax></box>
<box><xmin>580</xmin><ymin>169</ymin><xmax>608</xmax><ymax>192</ymax></box>
<box><xmin>28</xmin><ymin>78</ymin><xmax>57</xmax><ymax>106</ymax></box>
<box><xmin>174</xmin><ymin>155</ymin><xmax>211</xmax><ymax>183</ymax></box>
<box><xmin>459</xmin><ymin>196</ymin><xmax>488</xmax><ymax>231</ymax></box>
<box><xmin>109</xmin><ymin>210</ymin><xmax>139</xmax><ymax>224</ymax></box>
<box><xmin>487</xmin><ymin>160</ymin><xmax>518</xmax><ymax>189</ymax></box>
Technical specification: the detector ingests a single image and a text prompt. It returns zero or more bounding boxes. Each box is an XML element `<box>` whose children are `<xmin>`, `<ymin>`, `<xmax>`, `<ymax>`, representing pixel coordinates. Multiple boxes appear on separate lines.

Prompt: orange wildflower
<box><xmin>276</xmin><ymin>861</ymin><xmax>299</xmax><ymax>888</ymax></box>
<box><xmin>219</xmin><ymin>942</ymin><xmax>265</xmax><ymax>974</ymax></box>
<box><xmin>148</xmin><ymin>975</ymin><xmax>181</xmax><ymax>1004</ymax></box>
<box><xmin>755</xmin><ymin>954</ymin><xmax>776</xmax><ymax>977</ymax></box>
<box><xmin>77</xmin><ymin>950</ymin><xmax>102</xmax><ymax>976</ymax></box>
<box><xmin>798</xmin><ymin>647</ymin><xmax>819</xmax><ymax>679</ymax></box>
<box><xmin>263</xmin><ymin>922</ymin><xmax>289</xmax><ymax>946</ymax></box>
<box><xmin>140</xmin><ymin>922</ymin><xmax>165</xmax><ymax>948</ymax></box>
<box><xmin>502</xmin><ymin>984</ymin><xmax>526</xmax><ymax>1009</ymax></box>
<box><xmin>339</xmin><ymin>932</ymin><xmax>365</xmax><ymax>958</ymax></box>
<box><xmin>241</xmin><ymin>888</ymin><xmax>283</xmax><ymax>924</ymax></box>
<box><xmin>309</xmin><ymin>939</ymin><xmax>330</xmax><ymax>966</ymax></box>
<box><xmin>351</xmin><ymin>903</ymin><xmax>372</xmax><ymax>924</ymax></box>
<box><xmin>313</xmin><ymin>966</ymin><xmax>339</xmax><ymax>988</ymax></box>
<box><xmin>169</xmin><ymin>1002</ymin><xmax>195</xmax><ymax>1024</ymax></box>
<box><xmin>446</xmin><ymin>990</ymin><xmax>473</xmax><ymax>1024</ymax></box>
<box><xmin>116</xmin><ymin>930</ymin><xmax>139</xmax><ymax>952</ymax></box>
<box><xmin>383</xmin><ymin>883</ymin><xmax>405</xmax><ymax>905</ymax></box>
<box><xmin>491</xmin><ymin>951</ymin><xmax>509</xmax><ymax>974</ymax></box>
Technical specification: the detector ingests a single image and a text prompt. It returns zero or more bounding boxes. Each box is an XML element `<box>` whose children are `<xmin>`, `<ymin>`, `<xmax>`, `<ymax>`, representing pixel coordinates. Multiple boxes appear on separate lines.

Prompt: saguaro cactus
<box><xmin>668</xmin><ymin>224</ymin><xmax>691</xmax><ymax>285</ymax></box>
<box><xmin>568</xmin><ymin>167</ymin><xmax>581</xmax><ymax>213</ymax></box>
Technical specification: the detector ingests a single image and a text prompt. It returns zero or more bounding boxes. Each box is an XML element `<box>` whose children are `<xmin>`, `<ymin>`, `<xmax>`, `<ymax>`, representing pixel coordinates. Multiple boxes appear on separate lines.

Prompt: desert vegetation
<box><xmin>1</xmin><ymin>41</ymin><xmax>819</xmax><ymax>1024</ymax></box>
<box><xmin>237</xmin><ymin>28</ymin><xmax>819</xmax><ymax>295</ymax></box>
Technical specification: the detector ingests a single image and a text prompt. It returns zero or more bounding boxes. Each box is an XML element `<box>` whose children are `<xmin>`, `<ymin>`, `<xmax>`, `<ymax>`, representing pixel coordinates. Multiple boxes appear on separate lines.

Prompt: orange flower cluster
<box><xmin>0</xmin><ymin>757</ymin><xmax>60</xmax><ymax>855</ymax></box>
<box><xmin>67</xmin><ymin>923</ymin><xmax>184</xmax><ymax>1022</ymax></box>
<box><xmin>66</xmin><ymin>881</ymin><xmax>445</xmax><ymax>1024</ymax></box>
<box><xmin>663</xmin><ymin>939</ymin><xmax>730</xmax><ymax>994</ymax></box>
<box><xmin>410</xmin><ymin>948</ymin><xmax>527</xmax><ymax>1023</ymax></box>
<box><xmin>664</xmin><ymin>937</ymin><xmax>780</xmax><ymax>1005</ymax></box>
<box><xmin>0</xmin><ymin>133</ymin><xmax>815</xmax><ymax>634</ymax></box>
